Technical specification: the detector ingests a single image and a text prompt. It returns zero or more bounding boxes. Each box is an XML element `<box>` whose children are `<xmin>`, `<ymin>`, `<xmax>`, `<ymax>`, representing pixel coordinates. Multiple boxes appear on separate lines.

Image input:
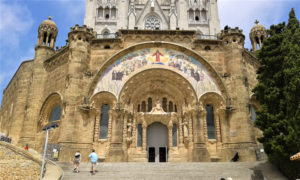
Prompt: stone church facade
<box><xmin>0</xmin><ymin>0</ymin><xmax>267</xmax><ymax>162</ymax></box>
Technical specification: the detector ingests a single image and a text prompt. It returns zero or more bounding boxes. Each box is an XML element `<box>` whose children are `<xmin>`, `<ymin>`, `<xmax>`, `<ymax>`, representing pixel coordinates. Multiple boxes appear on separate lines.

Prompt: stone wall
<box><xmin>0</xmin><ymin>61</ymin><xmax>33</xmax><ymax>144</ymax></box>
<box><xmin>0</xmin><ymin>142</ymin><xmax>41</xmax><ymax>180</ymax></box>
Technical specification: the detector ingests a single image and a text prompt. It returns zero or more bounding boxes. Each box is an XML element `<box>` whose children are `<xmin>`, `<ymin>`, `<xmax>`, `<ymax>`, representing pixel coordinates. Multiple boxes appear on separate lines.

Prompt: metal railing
<box><xmin>196</xmin><ymin>34</ymin><xmax>218</xmax><ymax>40</ymax></box>
<box><xmin>96</xmin><ymin>33</ymin><xmax>119</xmax><ymax>39</ymax></box>
<box><xmin>0</xmin><ymin>135</ymin><xmax>11</xmax><ymax>143</ymax></box>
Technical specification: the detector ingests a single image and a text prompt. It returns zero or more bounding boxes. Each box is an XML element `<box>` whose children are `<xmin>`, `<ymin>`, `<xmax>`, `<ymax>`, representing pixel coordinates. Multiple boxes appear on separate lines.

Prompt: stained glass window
<box><xmin>99</xmin><ymin>104</ymin><xmax>109</xmax><ymax>139</ymax></box>
<box><xmin>137</xmin><ymin>124</ymin><xmax>142</xmax><ymax>147</ymax></box>
<box><xmin>206</xmin><ymin>105</ymin><xmax>215</xmax><ymax>139</ymax></box>
<box><xmin>172</xmin><ymin>124</ymin><xmax>177</xmax><ymax>147</ymax></box>
<box><xmin>49</xmin><ymin>105</ymin><xmax>61</xmax><ymax>122</ymax></box>
<box><xmin>250</xmin><ymin>105</ymin><xmax>257</xmax><ymax>121</ymax></box>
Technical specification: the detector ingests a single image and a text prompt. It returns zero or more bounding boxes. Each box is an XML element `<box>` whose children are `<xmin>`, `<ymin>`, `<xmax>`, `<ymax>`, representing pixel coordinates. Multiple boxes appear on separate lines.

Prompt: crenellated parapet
<box><xmin>218</xmin><ymin>26</ymin><xmax>245</xmax><ymax>47</ymax></box>
<box><xmin>68</xmin><ymin>24</ymin><xmax>96</xmax><ymax>43</ymax></box>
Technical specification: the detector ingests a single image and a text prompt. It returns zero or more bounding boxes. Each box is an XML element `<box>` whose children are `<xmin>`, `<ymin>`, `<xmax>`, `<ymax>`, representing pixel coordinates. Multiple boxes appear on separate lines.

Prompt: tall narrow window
<box><xmin>142</xmin><ymin>101</ymin><xmax>146</xmax><ymax>112</ymax></box>
<box><xmin>250</xmin><ymin>105</ymin><xmax>257</xmax><ymax>121</ymax></box>
<box><xmin>206</xmin><ymin>105</ymin><xmax>215</xmax><ymax>139</ymax></box>
<box><xmin>148</xmin><ymin>98</ymin><xmax>152</xmax><ymax>112</ymax></box>
<box><xmin>104</xmin><ymin>7</ymin><xmax>110</xmax><ymax>19</ymax></box>
<box><xmin>99</xmin><ymin>104</ymin><xmax>109</xmax><ymax>139</ymax></box>
<box><xmin>111</xmin><ymin>7</ymin><xmax>117</xmax><ymax>19</ymax></box>
<box><xmin>162</xmin><ymin>98</ymin><xmax>167</xmax><ymax>112</ymax></box>
<box><xmin>175</xmin><ymin>105</ymin><xmax>177</xmax><ymax>112</ymax></box>
<box><xmin>137</xmin><ymin>104</ymin><xmax>140</xmax><ymax>112</ymax></box>
<box><xmin>169</xmin><ymin>101</ymin><xmax>173</xmax><ymax>112</ymax></box>
<box><xmin>201</xmin><ymin>10</ymin><xmax>207</xmax><ymax>21</ymax></box>
<box><xmin>172</xmin><ymin>124</ymin><xmax>177</xmax><ymax>147</ymax></box>
<box><xmin>98</xmin><ymin>7</ymin><xmax>104</xmax><ymax>18</ymax></box>
<box><xmin>49</xmin><ymin>105</ymin><xmax>61</xmax><ymax>122</ymax></box>
<box><xmin>137</xmin><ymin>124</ymin><xmax>142</xmax><ymax>147</ymax></box>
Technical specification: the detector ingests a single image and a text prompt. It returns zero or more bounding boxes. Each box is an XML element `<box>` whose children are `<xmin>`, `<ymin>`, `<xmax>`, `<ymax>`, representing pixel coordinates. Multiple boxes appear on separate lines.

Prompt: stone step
<box><xmin>56</xmin><ymin>161</ymin><xmax>288</xmax><ymax>180</ymax></box>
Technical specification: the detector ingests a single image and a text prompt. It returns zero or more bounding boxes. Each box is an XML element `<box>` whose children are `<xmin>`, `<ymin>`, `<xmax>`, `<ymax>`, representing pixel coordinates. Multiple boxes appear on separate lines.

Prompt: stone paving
<box><xmin>58</xmin><ymin>161</ymin><xmax>288</xmax><ymax>180</ymax></box>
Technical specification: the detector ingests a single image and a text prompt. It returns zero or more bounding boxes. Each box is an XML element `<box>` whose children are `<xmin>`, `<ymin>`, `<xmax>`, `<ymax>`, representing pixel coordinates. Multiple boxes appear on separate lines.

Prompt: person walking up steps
<box><xmin>89</xmin><ymin>149</ymin><xmax>98</xmax><ymax>175</ymax></box>
<box><xmin>73</xmin><ymin>151</ymin><xmax>81</xmax><ymax>173</ymax></box>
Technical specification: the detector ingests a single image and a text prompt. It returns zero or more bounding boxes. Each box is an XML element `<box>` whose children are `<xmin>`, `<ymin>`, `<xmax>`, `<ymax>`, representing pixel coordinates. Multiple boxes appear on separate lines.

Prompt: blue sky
<box><xmin>0</xmin><ymin>0</ymin><xmax>299</xmax><ymax>103</ymax></box>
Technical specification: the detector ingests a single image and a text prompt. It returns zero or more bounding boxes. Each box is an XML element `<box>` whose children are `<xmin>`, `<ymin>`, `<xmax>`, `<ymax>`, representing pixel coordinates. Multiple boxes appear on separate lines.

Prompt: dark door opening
<box><xmin>148</xmin><ymin>147</ymin><xmax>155</xmax><ymax>162</ymax></box>
<box><xmin>159</xmin><ymin>147</ymin><xmax>167</xmax><ymax>162</ymax></box>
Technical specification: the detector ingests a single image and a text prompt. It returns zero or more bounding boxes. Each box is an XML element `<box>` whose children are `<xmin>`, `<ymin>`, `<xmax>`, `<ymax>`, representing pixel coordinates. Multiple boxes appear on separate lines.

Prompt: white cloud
<box><xmin>218</xmin><ymin>0</ymin><xmax>296</xmax><ymax>49</ymax></box>
<box><xmin>0</xmin><ymin>1</ymin><xmax>34</xmax><ymax>47</ymax></box>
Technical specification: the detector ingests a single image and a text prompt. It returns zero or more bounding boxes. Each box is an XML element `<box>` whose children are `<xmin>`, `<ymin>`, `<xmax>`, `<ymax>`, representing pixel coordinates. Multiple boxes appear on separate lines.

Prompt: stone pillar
<box><xmin>179</xmin><ymin>116</ymin><xmax>183</xmax><ymax>146</ymax></box>
<box><xmin>93</xmin><ymin>109</ymin><xmax>101</xmax><ymax>142</ymax></box>
<box><xmin>107</xmin><ymin>106</ymin><xmax>125</xmax><ymax>161</ymax></box>
<box><xmin>142</xmin><ymin>120</ymin><xmax>147</xmax><ymax>151</ymax></box>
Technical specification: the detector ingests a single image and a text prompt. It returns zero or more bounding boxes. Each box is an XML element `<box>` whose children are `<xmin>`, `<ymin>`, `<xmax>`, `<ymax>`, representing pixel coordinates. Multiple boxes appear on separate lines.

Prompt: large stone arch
<box><xmin>86</xmin><ymin>42</ymin><xmax>228</xmax><ymax>100</ymax></box>
<box><xmin>118</xmin><ymin>67</ymin><xmax>198</xmax><ymax>108</ymax></box>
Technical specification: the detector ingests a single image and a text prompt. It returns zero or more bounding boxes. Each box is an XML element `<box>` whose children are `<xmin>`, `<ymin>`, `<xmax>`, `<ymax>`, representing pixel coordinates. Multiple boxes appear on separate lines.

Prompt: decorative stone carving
<box><xmin>149</xmin><ymin>99</ymin><xmax>166</xmax><ymax>114</ymax></box>
<box><xmin>145</xmin><ymin>15</ymin><xmax>161</xmax><ymax>30</ymax></box>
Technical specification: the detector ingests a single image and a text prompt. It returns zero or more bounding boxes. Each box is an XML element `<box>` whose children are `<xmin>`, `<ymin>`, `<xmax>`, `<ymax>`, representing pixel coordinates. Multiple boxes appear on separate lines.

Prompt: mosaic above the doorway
<box><xmin>93</xmin><ymin>48</ymin><xmax>221</xmax><ymax>98</ymax></box>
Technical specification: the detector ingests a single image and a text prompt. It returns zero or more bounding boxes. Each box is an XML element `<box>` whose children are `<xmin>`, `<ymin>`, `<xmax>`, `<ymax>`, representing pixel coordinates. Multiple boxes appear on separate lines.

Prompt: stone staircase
<box><xmin>57</xmin><ymin>161</ymin><xmax>288</xmax><ymax>180</ymax></box>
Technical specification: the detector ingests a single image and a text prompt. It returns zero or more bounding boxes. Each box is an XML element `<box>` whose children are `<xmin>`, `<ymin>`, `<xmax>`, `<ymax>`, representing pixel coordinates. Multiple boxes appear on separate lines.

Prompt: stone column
<box><xmin>93</xmin><ymin>109</ymin><xmax>101</xmax><ymax>142</ymax></box>
<box><xmin>179</xmin><ymin>116</ymin><xmax>183</xmax><ymax>146</ymax></box>
<box><xmin>142</xmin><ymin>120</ymin><xmax>147</xmax><ymax>151</ymax></box>
<box><xmin>107</xmin><ymin>105</ymin><xmax>125</xmax><ymax>161</ymax></box>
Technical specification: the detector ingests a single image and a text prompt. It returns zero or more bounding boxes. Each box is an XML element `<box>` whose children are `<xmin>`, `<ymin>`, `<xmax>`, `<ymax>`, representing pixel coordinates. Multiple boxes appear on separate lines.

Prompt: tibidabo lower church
<box><xmin>0</xmin><ymin>0</ymin><xmax>268</xmax><ymax>163</ymax></box>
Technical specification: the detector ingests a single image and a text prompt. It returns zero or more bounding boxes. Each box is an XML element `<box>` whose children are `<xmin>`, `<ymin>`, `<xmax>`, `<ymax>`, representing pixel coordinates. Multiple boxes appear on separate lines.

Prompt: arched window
<box><xmin>49</xmin><ymin>105</ymin><xmax>61</xmax><ymax>122</ymax></box>
<box><xmin>169</xmin><ymin>101</ymin><xmax>173</xmax><ymax>112</ymax></box>
<box><xmin>98</xmin><ymin>7</ymin><xmax>104</xmax><ymax>18</ymax></box>
<box><xmin>172</xmin><ymin>124</ymin><xmax>177</xmax><ymax>147</ymax></box>
<box><xmin>137</xmin><ymin>104</ymin><xmax>140</xmax><ymax>112</ymax></box>
<box><xmin>162</xmin><ymin>98</ymin><xmax>167</xmax><ymax>112</ymax></box>
<box><xmin>137</xmin><ymin>124</ymin><xmax>142</xmax><ymax>147</ymax></box>
<box><xmin>142</xmin><ymin>101</ymin><xmax>146</xmax><ymax>112</ymax></box>
<box><xmin>250</xmin><ymin>105</ymin><xmax>257</xmax><ymax>121</ymax></box>
<box><xmin>111</xmin><ymin>7</ymin><xmax>117</xmax><ymax>19</ymax></box>
<box><xmin>104</xmin><ymin>7</ymin><xmax>110</xmax><ymax>19</ymax></box>
<box><xmin>206</xmin><ymin>105</ymin><xmax>215</xmax><ymax>139</ymax></box>
<box><xmin>148</xmin><ymin>98</ymin><xmax>152</xmax><ymax>112</ymax></box>
<box><xmin>188</xmin><ymin>9</ymin><xmax>194</xmax><ymax>21</ymax></box>
<box><xmin>145</xmin><ymin>15</ymin><xmax>161</xmax><ymax>30</ymax></box>
<box><xmin>201</xmin><ymin>10</ymin><xmax>207</xmax><ymax>21</ymax></box>
<box><xmin>99</xmin><ymin>104</ymin><xmax>110</xmax><ymax>139</ymax></box>
<box><xmin>195</xmin><ymin>9</ymin><xmax>200</xmax><ymax>21</ymax></box>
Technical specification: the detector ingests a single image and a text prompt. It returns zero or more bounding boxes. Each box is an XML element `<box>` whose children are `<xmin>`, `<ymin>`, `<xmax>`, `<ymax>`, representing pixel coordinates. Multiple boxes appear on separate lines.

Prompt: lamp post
<box><xmin>40</xmin><ymin>122</ymin><xmax>59</xmax><ymax>180</ymax></box>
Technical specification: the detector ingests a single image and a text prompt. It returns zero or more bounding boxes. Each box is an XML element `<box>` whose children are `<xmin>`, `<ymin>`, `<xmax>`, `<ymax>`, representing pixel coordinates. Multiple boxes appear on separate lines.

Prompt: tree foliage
<box><xmin>253</xmin><ymin>9</ymin><xmax>300</xmax><ymax>179</ymax></box>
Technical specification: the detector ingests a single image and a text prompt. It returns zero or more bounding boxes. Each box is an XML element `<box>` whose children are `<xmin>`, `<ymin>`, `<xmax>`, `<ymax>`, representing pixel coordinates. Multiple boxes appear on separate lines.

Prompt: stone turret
<box><xmin>250</xmin><ymin>20</ymin><xmax>267</xmax><ymax>51</ymax></box>
<box><xmin>35</xmin><ymin>17</ymin><xmax>58</xmax><ymax>60</ymax></box>
<box><xmin>37</xmin><ymin>16</ymin><xmax>57</xmax><ymax>49</ymax></box>
<box><xmin>218</xmin><ymin>26</ymin><xmax>245</xmax><ymax>48</ymax></box>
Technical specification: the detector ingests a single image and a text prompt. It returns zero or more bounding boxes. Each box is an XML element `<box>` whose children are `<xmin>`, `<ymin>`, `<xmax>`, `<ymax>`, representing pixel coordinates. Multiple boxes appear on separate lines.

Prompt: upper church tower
<box><xmin>84</xmin><ymin>0</ymin><xmax>220</xmax><ymax>35</ymax></box>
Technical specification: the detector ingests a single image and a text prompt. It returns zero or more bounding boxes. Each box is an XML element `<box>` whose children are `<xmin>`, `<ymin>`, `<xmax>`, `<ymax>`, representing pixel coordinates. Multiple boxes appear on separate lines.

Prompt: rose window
<box><xmin>145</xmin><ymin>15</ymin><xmax>161</xmax><ymax>30</ymax></box>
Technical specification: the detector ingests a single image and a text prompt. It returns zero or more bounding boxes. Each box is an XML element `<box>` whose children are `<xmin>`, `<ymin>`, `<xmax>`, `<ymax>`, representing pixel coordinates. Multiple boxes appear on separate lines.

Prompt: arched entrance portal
<box><xmin>147</xmin><ymin>122</ymin><xmax>168</xmax><ymax>162</ymax></box>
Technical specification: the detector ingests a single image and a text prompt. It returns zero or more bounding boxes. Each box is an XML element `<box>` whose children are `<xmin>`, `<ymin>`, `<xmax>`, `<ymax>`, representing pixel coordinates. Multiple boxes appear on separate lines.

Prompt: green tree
<box><xmin>253</xmin><ymin>9</ymin><xmax>300</xmax><ymax>180</ymax></box>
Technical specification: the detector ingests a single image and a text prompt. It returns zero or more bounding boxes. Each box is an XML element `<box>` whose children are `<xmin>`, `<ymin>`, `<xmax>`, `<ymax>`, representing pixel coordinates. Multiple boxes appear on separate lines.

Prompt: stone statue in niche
<box><xmin>150</xmin><ymin>98</ymin><xmax>166</xmax><ymax>114</ymax></box>
<box><xmin>183</xmin><ymin>120</ymin><xmax>188</xmax><ymax>138</ymax></box>
<box><xmin>126</xmin><ymin>118</ymin><xmax>133</xmax><ymax>144</ymax></box>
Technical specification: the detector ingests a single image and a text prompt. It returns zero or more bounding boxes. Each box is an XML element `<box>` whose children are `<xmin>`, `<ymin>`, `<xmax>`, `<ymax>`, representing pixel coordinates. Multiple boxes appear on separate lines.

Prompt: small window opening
<box><xmin>204</xmin><ymin>46</ymin><xmax>211</xmax><ymax>51</ymax></box>
<box><xmin>105</xmin><ymin>14</ymin><xmax>110</xmax><ymax>19</ymax></box>
<box><xmin>137</xmin><ymin>104</ymin><xmax>140</xmax><ymax>112</ymax></box>
<box><xmin>195</xmin><ymin>16</ymin><xmax>199</xmax><ymax>21</ymax></box>
<box><xmin>43</xmin><ymin>32</ymin><xmax>47</xmax><ymax>45</ymax></box>
<box><xmin>48</xmin><ymin>34</ymin><xmax>52</xmax><ymax>46</ymax></box>
<box><xmin>104</xmin><ymin>45</ymin><xmax>111</xmax><ymax>49</ymax></box>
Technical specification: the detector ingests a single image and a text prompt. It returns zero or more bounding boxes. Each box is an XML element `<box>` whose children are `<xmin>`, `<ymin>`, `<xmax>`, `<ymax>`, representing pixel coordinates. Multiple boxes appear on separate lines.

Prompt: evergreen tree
<box><xmin>253</xmin><ymin>9</ymin><xmax>300</xmax><ymax>179</ymax></box>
